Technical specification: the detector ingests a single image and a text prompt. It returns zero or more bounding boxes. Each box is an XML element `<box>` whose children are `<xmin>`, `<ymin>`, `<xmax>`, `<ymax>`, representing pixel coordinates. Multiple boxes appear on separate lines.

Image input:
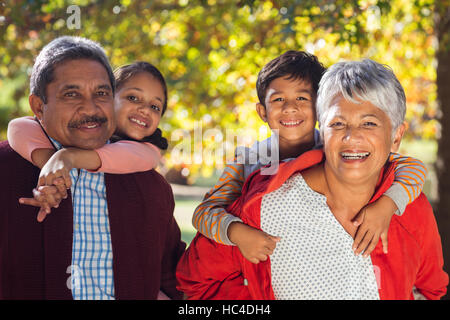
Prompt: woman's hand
<box><xmin>228</xmin><ymin>221</ymin><xmax>281</xmax><ymax>264</ymax></box>
<box><xmin>352</xmin><ymin>195</ymin><xmax>397</xmax><ymax>257</ymax></box>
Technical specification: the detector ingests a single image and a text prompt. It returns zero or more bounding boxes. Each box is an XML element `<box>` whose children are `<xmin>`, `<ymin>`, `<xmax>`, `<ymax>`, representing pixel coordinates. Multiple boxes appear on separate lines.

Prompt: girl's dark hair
<box><xmin>113</xmin><ymin>61</ymin><xmax>169</xmax><ymax>150</ymax></box>
<box><xmin>256</xmin><ymin>50</ymin><xmax>326</xmax><ymax>107</ymax></box>
<box><xmin>110</xmin><ymin>127</ymin><xmax>168</xmax><ymax>150</ymax></box>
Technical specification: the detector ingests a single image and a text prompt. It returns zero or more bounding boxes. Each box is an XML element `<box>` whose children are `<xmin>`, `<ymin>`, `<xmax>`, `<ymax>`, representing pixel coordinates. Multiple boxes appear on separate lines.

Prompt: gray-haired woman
<box><xmin>177</xmin><ymin>59</ymin><xmax>448</xmax><ymax>300</ymax></box>
<box><xmin>279</xmin><ymin>59</ymin><xmax>448</xmax><ymax>299</ymax></box>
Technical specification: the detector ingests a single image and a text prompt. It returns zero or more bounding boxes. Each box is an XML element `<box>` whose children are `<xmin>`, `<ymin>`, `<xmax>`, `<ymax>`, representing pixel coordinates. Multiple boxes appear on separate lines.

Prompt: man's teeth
<box><xmin>341</xmin><ymin>152</ymin><xmax>370</xmax><ymax>160</ymax></box>
<box><xmin>131</xmin><ymin>118</ymin><xmax>147</xmax><ymax>127</ymax></box>
<box><xmin>84</xmin><ymin>123</ymin><xmax>99</xmax><ymax>129</ymax></box>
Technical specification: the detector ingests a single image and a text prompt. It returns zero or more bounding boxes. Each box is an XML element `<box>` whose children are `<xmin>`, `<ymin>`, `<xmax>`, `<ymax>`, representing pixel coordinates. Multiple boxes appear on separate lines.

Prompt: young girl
<box><xmin>8</xmin><ymin>61</ymin><xmax>169</xmax><ymax>222</ymax></box>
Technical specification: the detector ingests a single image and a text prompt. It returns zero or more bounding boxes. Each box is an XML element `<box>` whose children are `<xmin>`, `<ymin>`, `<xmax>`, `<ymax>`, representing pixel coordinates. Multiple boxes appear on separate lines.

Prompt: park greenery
<box><xmin>0</xmin><ymin>0</ymin><xmax>443</xmax><ymax>176</ymax></box>
<box><xmin>1</xmin><ymin>0</ymin><xmax>450</xmax><ymax>298</ymax></box>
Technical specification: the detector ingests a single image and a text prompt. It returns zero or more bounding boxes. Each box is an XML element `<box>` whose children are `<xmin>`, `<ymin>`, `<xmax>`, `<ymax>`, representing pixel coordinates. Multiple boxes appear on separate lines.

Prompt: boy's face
<box><xmin>256</xmin><ymin>76</ymin><xmax>316</xmax><ymax>148</ymax></box>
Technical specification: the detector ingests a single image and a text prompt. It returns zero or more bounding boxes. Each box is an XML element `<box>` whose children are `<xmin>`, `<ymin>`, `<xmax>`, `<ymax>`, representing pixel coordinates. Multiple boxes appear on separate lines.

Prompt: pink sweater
<box><xmin>7</xmin><ymin>116</ymin><xmax>161</xmax><ymax>173</ymax></box>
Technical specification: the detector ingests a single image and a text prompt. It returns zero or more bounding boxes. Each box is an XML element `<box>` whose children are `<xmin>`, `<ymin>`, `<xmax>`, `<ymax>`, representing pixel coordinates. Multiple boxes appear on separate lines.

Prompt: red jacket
<box><xmin>177</xmin><ymin>149</ymin><xmax>448</xmax><ymax>300</ymax></box>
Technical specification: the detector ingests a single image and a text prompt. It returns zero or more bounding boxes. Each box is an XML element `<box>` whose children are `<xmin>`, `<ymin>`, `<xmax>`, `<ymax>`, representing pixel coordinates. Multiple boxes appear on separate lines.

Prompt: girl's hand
<box><xmin>38</xmin><ymin>148</ymin><xmax>74</xmax><ymax>190</ymax></box>
<box><xmin>351</xmin><ymin>195</ymin><xmax>397</xmax><ymax>257</ymax></box>
<box><xmin>228</xmin><ymin>222</ymin><xmax>281</xmax><ymax>264</ymax></box>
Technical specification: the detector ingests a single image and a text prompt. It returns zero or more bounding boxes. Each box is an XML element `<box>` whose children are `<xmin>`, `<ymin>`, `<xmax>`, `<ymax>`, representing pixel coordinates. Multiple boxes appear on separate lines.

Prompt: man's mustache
<box><xmin>68</xmin><ymin>116</ymin><xmax>108</xmax><ymax>128</ymax></box>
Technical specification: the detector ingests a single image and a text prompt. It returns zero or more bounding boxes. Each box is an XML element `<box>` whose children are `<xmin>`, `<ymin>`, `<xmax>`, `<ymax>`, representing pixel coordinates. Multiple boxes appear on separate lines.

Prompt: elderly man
<box><xmin>0</xmin><ymin>36</ymin><xmax>185</xmax><ymax>300</ymax></box>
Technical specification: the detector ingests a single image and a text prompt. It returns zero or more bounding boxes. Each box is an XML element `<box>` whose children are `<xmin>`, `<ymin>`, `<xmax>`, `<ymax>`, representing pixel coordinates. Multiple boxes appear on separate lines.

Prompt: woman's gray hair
<box><xmin>30</xmin><ymin>36</ymin><xmax>115</xmax><ymax>103</ymax></box>
<box><xmin>316</xmin><ymin>59</ymin><xmax>406</xmax><ymax>138</ymax></box>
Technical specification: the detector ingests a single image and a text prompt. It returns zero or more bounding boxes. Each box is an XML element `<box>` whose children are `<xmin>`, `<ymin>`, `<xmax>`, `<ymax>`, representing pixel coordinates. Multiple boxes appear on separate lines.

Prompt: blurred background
<box><xmin>0</xmin><ymin>0</ymin><xmax>449</xmax><ymax>298</ymax></box>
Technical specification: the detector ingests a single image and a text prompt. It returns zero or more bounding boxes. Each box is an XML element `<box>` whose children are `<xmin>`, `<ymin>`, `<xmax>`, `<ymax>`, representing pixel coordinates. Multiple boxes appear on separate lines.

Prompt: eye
<box><xmin>151</xmin><ymin>104</ymin><xmax>161</xmax><ymax>112</ymax></box>
<box><xmin>97</xmin><ymin>90</ymin><xmax>110</xmax><ymax>97</ymax></box>
<box><xmin>363</xmin><ymin>121</ymin><xmax>378</xmax><ymax>127</ymax></box>
<box><xmin>297</xmin><ymin>96</ymin><xmax>308</xmax><ymax>101</ymax></box>
<box><xmin>127</xmin><ymin>95</ymin><xmax>139</xmax><ymax>102</ymax></box>
<box><xmin>272</xmin><ymin>97</ymin><xmax>284</xmax><ymax>102</ymax></box>
<box><xmin>64</xmin><ymin>91</ymin><xmax>79</xmax><ymax>98</ymax></box>
<box><xmin>329</xmin><ymin>121</ymin><xmax>345</xmax><ymax>128</ymax></box>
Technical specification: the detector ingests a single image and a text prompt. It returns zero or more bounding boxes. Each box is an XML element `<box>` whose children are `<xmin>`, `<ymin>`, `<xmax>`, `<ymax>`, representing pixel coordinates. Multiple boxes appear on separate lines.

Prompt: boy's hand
<box><xmin>19</xmin><ymin>183</ymin><xmax>67</xmax><ymax>222</ymax></box>
<box><xmin>352</xmin><ymin>195</ymin><xmax>397</xmax><ymax>257</ymax></box>
<box><xmin>228</xmin><ymin>221</ymin><xmax>281</xmax><ymax>264</ymax></box>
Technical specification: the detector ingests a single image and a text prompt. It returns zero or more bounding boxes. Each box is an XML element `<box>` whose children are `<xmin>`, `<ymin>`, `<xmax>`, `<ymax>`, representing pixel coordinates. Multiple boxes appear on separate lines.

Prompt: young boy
<box><xmin>192</xmin><ymin>51</ymin><xmax>426</xmax><ymax>263</ymax></box>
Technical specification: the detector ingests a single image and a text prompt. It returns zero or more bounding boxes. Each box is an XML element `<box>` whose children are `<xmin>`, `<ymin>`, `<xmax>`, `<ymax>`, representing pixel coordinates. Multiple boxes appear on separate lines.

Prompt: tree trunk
<box><xmin>435</xmin><ymin>0</ymin><xmax>450</xmax><ymax>301</ymax></box>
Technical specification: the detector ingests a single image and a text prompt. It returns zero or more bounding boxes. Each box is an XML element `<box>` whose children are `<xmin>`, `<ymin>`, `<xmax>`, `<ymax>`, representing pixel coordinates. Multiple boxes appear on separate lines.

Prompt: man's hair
<box><xmin>316</xmin><ymin>59</ymin><xmax>406</xmax><ymax>138</ymax></box>
<box><xmin>114</xmin><ymin>61</ymin><xmax>168</xmax><ymax>115</ymax></box>
<box><xmin>256</xmin><ymin>50</ymin><xmax>326</xmax><ymax>107</ymax></box>
<box><xmin>30</xmin><ymin>36</ymin><xmax>115</xmax><ymax>103</ymax></box>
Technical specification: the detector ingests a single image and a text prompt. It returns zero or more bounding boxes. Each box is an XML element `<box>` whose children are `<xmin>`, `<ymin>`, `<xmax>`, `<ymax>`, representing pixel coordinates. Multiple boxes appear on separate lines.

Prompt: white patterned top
<box><xmin>261</xmin><ymin>173</ymin><xmax>380</xmax><ymax>300</ymax></box>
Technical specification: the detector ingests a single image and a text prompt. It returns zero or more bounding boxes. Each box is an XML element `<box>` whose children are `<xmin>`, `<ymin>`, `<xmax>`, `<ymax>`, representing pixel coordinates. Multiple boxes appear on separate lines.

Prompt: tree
<box><xmin>0</xmin><ymin>0</ymin><xmax>440</xmax><ymax>169</ymax></box>
<box><xmin>435</xmin><ymin>0</ymin><xmax>450</xmax><ymax>300</ymax></box>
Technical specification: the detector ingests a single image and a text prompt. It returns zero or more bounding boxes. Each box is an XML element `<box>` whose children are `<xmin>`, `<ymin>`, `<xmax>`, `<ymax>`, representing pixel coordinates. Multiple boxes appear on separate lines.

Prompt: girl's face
<box><xmin>114</xmin><ymin>72</ymin><xmax>165</xmax><ymax>141</ymax></box>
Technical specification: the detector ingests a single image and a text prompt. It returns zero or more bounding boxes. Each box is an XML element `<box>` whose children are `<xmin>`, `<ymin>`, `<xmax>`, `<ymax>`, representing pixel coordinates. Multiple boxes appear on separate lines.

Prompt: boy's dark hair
<box><xmin>256</xmin><ymin>50</ymin><xmax>326</xmax><ymax>107</ymax></box>
<box><xmin>114</xmin><ymin>61</ymin><xmax>168</xmax><ymax>116</ymax></box>
<box><xmin>30</xmin><ymin>36</ymin><xmax>115</xmax><ymax>103</ymax></box>
<box><xmin>113</xmin><ymin>61</ymin><xmax>169</xmax><ymax>150</ymax></box>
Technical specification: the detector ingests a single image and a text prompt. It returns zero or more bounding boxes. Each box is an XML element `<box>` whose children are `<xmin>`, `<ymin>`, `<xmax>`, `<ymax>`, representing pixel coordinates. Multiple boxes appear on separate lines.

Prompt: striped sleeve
<box><xmin>384</xmin><ymin>152</ymin><xmax>428</xmax><ymax>215</ymax></box>
<box><xmin>192</xmin><ymin>161</ymin><xmax>245</xmax><ymax>245</ymax></box>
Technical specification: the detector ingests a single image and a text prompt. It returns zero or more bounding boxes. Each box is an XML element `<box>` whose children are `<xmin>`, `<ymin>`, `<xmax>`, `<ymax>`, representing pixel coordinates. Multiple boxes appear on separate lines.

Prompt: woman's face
<box><xmin>114</xmin><ymin>72</ymin><xmax>165</xmax><ymax>141</ymax></box>
<box><xmin>323</xmin><ymin>94</ymin><xmax>404</xmax><ymax>184</ymax></box>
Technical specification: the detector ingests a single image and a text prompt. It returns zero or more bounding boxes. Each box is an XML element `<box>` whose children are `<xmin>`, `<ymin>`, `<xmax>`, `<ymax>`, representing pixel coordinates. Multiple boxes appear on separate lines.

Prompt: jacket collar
<box><xmin>241</xmin><ymin>149</ymin><xmax>396</xmax><ymax>215</ymax></box>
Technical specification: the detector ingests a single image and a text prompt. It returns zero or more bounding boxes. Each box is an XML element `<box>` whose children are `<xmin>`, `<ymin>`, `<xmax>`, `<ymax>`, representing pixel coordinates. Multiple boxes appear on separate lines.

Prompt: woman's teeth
<box><xmin>340</xmin><ymin>152</ymin><xmax>370</xmax><ymax>160</ymax></box>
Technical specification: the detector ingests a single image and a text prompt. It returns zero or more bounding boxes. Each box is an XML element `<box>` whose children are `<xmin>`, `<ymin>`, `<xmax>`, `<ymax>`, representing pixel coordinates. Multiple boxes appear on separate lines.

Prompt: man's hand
<box><xmin>352</xmin><ymin>195</ymin><xmax>397</xmax><ymax>257</ymax></box>
<box><xmin>19</xmin><ymin>180</ymin><xmax>67</xmax><ymax>222</ymax></box>
<box><xmin>20</xmin><ymin>148</ymin><xmax>75</xmax><ymax>223</ymax></box>
<box><xmin>228</xmin><ymin>221</ymin><xmax>280</xmax><ymax>264</ymax></box>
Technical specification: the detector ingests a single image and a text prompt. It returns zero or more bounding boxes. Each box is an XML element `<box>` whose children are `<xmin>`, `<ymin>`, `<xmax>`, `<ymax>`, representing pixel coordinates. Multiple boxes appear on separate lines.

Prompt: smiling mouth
<box><xmin>130</xmin><ymin>117</ymin><xmax>148</xmax><ymax>128</ymax></box>
<box><xmin>69</xmin><ymin>116</ymin><xmax>107</xmax><ymax>130</ymax></box>
<box><xmin>340</xmin><ymin>152</ymin><xmax>371</xmax><ymax>160</ymax></box>
<box><xmin>280</xmin><ymin>119</ymin><xmax>303</xmax><ymax>127</ymax></box>
<box><xmin>82</xmin><ymin>122</ymin><xmax>100</xmax><ymax>129</ymax></box>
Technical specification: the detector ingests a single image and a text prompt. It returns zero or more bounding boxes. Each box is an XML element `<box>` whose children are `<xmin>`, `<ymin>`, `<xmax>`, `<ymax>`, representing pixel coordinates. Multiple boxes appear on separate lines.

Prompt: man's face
<box><xmin>32</xmin><ymin>59</ymin><xmax>115</xmax><ymax>149</ymax></box>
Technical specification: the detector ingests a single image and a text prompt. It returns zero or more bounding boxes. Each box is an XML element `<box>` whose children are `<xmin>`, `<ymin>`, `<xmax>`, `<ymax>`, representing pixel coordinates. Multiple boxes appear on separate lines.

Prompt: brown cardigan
<box><xmin>0</xmin><ymin>141</ymin><xmax>186</xmax><ymax>299</ymax></box>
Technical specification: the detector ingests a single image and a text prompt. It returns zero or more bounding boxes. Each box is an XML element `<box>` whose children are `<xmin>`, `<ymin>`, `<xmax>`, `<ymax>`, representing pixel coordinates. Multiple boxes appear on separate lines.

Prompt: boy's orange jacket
<box><xmin>176</xmin><ymin>149</ymin><xmax>448</xmax><ymax>300</ymax></box>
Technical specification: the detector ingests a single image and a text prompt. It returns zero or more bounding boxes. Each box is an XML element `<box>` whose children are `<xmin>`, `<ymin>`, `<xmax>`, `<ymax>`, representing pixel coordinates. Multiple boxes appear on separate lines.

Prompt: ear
<box><xmin>390</xmin><ymin>122</ymin><xmax>406</xmax><ymax>153</ymax></box>
<box><xmin>29</xmin><ymin>94</ymin><xmax>45</xmax><ymax>121</ymax></box>
<box><xmin>256</xmin><ymin>103</ymin><xmax>267</xmax><ymax>122</ymax></box>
